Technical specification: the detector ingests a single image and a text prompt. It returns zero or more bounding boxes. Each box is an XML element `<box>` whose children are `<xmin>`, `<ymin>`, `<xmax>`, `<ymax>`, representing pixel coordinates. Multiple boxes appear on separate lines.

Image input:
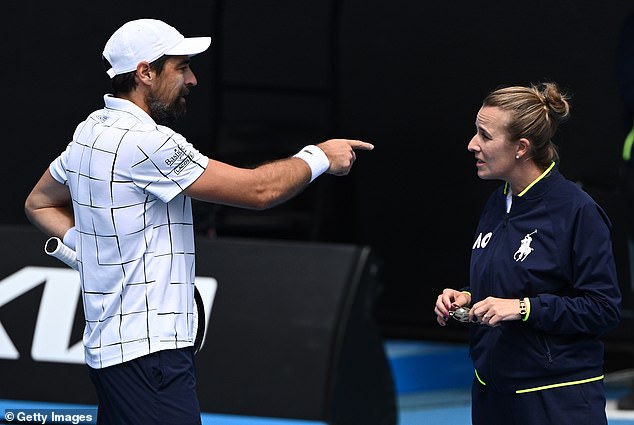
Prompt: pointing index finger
<box><xmin>349</xmin><ymin>140</ymin><xmax>374</xmax><ymax>151</ymax></box>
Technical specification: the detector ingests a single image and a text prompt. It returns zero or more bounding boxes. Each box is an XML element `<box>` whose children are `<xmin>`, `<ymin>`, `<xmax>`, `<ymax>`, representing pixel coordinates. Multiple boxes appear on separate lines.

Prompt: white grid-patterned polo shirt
<box><xmin>49</xmin><ymin>94</ymin><xmax>209</xmax><ymax>369</ymax></box>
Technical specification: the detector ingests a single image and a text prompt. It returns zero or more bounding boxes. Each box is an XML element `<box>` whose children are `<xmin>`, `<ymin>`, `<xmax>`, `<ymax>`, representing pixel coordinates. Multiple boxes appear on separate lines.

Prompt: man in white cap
<box><xmin>24</xmin><ymin>18</ymin><xmax>373</xmax><ymax>424</ymax></box>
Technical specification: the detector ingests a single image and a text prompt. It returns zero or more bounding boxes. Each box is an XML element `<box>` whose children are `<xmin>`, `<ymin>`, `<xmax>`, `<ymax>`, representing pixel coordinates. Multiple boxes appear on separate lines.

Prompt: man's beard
<box><xmin>147</xmin><ymin>95</ymin><xmax>187</xmax><ymax>126</ymax></box>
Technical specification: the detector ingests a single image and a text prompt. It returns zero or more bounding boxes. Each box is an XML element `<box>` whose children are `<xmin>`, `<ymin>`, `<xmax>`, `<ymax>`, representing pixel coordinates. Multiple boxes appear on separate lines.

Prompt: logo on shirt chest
<box><xmin>513</xmin><ymin>229</ymin><xmax>538</xmax><ymax>262</ymax></box>
<box><xmin>472</xmin><ymin>232</ymin><xmax>493</xmax><ymax>249</ymax></box>
<box><xmin>472</xmin><ymin>229</ymin><xmax>539</xmax><ymax>262</ymax></box>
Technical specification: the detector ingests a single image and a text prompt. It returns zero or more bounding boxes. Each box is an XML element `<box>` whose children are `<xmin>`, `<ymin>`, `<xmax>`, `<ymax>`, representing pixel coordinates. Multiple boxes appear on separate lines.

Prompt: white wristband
<box><xmin>63</xmin><ymin>226</ymin><xmax>77</xmax><ymax>250</ymax></box>
<box><xmin>293</xmin><ymin>145</ymin><xmax>330</xmax><ymax>183</ymax></box>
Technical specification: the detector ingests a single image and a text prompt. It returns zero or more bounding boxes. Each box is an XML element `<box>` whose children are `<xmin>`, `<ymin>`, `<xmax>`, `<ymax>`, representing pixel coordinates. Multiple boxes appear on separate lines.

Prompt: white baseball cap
<box><xmin>103</xmin><ymin>18</ymin><xmax>212</xmax><ymax>78</ymax></box>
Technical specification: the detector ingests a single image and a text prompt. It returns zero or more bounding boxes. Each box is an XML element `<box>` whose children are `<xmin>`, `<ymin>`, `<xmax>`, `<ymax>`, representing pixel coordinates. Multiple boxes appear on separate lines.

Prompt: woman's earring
<box><xmin>515</xmin><ymin>155</ymin><xmax>520</xmax><ymax>159</ymax></box>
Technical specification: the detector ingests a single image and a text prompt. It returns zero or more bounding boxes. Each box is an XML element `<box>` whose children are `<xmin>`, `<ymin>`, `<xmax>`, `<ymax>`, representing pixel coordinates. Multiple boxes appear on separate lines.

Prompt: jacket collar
<box><xmin>503</xmin><ymin>161</ymin><xmax>557</xmax><ymax>198</ymax></box>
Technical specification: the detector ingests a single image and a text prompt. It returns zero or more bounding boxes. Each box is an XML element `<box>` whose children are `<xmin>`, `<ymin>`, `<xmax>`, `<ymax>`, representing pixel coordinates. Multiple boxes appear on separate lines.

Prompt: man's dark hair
<box><xmin>101</xmin><ymin>55</ymin><xmax>170</xmax><ymax>95</ymax></box>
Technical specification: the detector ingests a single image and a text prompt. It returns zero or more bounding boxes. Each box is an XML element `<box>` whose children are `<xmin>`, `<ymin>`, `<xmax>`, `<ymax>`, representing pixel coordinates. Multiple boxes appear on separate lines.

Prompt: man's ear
<box><xmin>136</xmin><ymin>61</ymin><xmax>153</xmax><ymax>85</ymax></box>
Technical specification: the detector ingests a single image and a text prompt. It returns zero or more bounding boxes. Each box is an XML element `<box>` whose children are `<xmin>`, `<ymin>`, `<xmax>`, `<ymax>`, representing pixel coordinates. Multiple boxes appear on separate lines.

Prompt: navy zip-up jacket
<box><xmin>468</xmin><ymin>166</ymin><xmax>621</xmax><ymax>393</ymax></box>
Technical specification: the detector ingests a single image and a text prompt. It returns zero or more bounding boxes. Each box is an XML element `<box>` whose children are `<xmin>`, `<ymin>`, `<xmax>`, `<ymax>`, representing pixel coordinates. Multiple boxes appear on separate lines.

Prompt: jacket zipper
<box><xmin>539</xmin><ymin>333</ymin><xmax>554</xmax><ymax>363</ymax></box>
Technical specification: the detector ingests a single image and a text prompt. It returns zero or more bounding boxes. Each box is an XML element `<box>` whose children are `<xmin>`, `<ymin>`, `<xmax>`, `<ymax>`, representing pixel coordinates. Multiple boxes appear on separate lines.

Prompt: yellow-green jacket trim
<box><xmin>623</xmin><ymin>124</ymin><xmax>634</xmax><ymax>161</ymax></box>
<box><xmin>474</xmin><ymin>369</ymin><xmax>486</xmax><ymax>386</ymax></box>
<box><xmin>474</xmin><ymin>371</ymin><xmax>604</xmax><ymax>394</ymax></box>
<box><xmin>503</xmin><ymin>161</ymin><xmax>556</xmax><ymax>197</ymax></box>
<box><xmin>516</xmin><ymin>375</ymin><xmax>604</xmax><ymax>394</ymax></box>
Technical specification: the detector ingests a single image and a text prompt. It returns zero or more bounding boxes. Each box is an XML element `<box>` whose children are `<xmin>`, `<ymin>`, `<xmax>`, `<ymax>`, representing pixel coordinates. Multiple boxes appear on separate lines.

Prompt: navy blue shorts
<box><xmin>88</xmin><ymin>347</ymin><xmax>201</xmax><ymax>425</ymax></box>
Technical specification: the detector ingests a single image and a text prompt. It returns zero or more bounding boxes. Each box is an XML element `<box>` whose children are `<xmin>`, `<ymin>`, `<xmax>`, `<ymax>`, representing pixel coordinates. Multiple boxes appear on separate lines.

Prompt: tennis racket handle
<box><xmin>44</xmin><ymin>237</ymin><xmax>79</xmax><ymax>271</ymax></box>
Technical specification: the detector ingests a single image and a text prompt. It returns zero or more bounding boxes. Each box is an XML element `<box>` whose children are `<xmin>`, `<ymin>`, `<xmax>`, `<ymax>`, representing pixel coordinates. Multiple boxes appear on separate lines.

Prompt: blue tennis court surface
<box><xmin>2</xmin><ymin>340</ymin><xmax>634</xmax><ymax>424</ymax></box>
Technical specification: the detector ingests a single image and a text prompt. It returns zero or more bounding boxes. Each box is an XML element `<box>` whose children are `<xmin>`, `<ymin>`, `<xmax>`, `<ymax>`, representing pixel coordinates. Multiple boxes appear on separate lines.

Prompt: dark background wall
<box><xmin>4</xmin><ymin>1</ymin><xmax>634</xmax><ymax>348</ymax></box>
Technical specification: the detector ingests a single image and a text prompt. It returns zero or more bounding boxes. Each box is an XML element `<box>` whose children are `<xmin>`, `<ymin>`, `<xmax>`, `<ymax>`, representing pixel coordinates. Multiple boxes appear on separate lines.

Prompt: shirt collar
<box><xmin>103</xmin><ymin>94</ymin><xmax>156</xmax><ymax>126</ymax></box>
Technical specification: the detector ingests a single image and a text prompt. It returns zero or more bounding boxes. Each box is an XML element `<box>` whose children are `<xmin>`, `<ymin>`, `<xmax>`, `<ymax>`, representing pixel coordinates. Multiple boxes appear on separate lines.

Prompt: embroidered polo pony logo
<box><xmin>514</xmin><ymin>230</ymin><xmax>537</xmax><ymax>262</ymax></box>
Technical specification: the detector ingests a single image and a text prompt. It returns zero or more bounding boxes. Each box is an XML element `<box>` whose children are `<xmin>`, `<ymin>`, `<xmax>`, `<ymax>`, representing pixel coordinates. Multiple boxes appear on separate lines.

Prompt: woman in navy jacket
<box><xmin>434</xmin><ymin>82</ymin><xmax>621</xmax><ymax>425</ymax></box>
